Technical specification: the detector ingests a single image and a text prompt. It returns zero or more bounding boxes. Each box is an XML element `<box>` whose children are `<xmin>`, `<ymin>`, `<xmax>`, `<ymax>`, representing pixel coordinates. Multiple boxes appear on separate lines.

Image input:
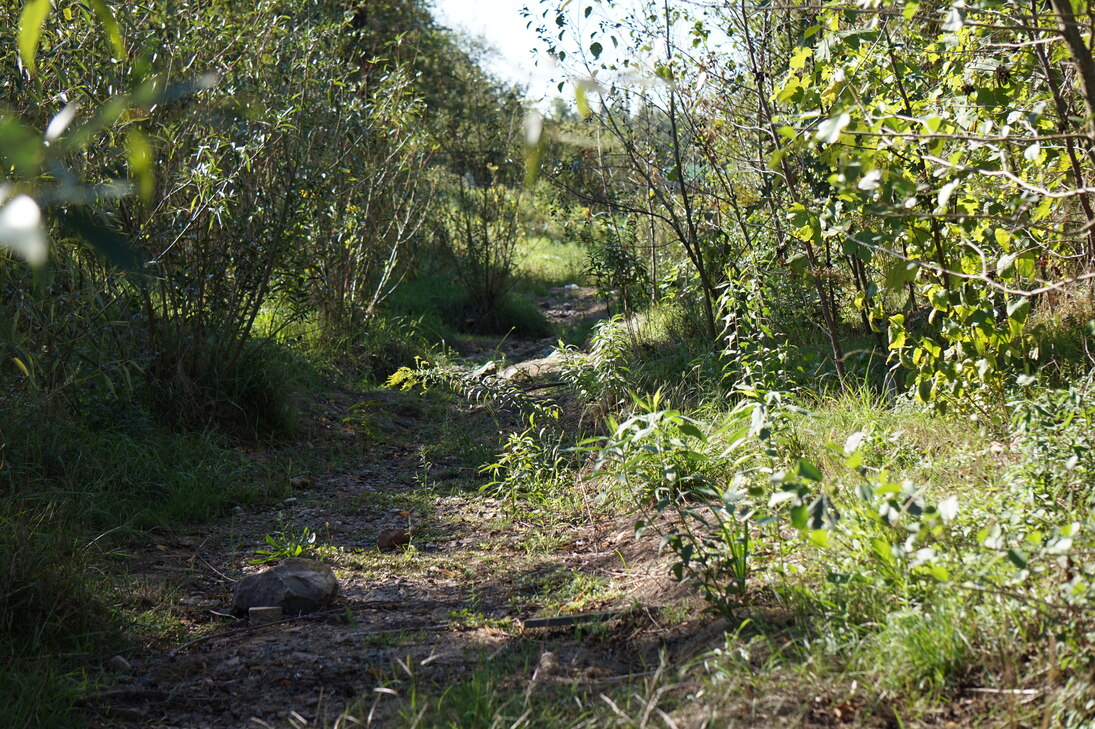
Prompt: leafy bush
<box><xmin>482</xmin><ymin>413</ymin><xmax>573</xmax><ymax>503</ymax></box>
<box><xmin>1009</xmin><ymin>376</ymin><xmax>1095</xmax><ymax>509</ymax></box>
<box><xmin>558</xmin><ymin>316</ymin><xmax>632</xmax><ymax>413</ymax></box>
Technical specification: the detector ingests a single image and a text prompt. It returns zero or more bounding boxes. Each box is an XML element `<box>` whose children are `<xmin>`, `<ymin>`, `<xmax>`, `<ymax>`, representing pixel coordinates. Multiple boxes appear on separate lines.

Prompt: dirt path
<box><xmin>89</xmin><ymin>287</ymin><xmax>709</xmax><ymax>729</ymax></box>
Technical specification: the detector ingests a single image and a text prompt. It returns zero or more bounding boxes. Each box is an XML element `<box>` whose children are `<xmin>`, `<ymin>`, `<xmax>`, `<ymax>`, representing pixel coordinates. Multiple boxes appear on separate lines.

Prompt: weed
<box><xmin>251</xmin><ymin>525</ymin><xmax>317</xmax><ymax>564</ymax></box>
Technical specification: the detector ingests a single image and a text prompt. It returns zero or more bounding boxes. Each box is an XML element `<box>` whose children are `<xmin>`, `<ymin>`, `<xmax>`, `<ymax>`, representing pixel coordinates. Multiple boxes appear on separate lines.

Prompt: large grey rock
<box><xmin>233</xmin><ymin>558</ymin><xmax>338</xmax><ymax>615</ymax></box>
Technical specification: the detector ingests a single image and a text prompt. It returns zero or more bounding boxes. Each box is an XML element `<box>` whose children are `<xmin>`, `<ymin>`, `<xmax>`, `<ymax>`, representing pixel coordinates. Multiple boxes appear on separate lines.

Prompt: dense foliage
<box><xmin>523</xmin><ymin>0</ymin><xmax>1095</xmax><ymax>724</ymax></box>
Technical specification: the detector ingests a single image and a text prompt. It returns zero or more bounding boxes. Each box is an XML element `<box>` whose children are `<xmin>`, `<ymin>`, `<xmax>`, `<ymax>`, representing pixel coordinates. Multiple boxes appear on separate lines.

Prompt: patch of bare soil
<box><xmin>86</xmin><ymin>286</ymin><xmax>710</xmax><ymax>729</ymax></box>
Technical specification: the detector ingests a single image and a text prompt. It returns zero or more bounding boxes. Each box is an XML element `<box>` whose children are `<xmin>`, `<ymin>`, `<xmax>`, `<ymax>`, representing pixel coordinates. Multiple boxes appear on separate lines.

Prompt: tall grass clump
<box><xmin>143</xmin><ymin>330</ymin><xmax>305</xmax><ymax>440</ymax></box>
<box><xmin>0</xmin><ymin>390</ymin><xmax>255</xmax><ymax>727</ymax></box>
<box><xmin>1</xmin><ymin>395</ymin><xmax>248</xmax><ymax>531</ymax></box>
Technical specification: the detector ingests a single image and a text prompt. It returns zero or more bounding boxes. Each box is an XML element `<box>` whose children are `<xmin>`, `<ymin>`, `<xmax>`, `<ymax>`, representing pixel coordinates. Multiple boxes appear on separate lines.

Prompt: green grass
<box><xmin>384</xmin><ymin>235</ymin><xmax>588</xmax><ymax>341</ymax></box>
<box><xmin>515</xmin><ymin>235</ymin><xmax>589</xmax><ymax>294</ymax></box>
<box><xmin>143</xmin><ymin>328</ymin><xmax>307</xmax><ymax>439</ymax></box>
<box><xmin>0</xmin><ymin>391</ymin><xmax>262</xmax><ymax>729</ymax></box>
<box><xmin>346</xmin><ymin>644</ymin><xmax>655</xmax><ymax>729</ymax></box>
<box><xmin>1027</xmin><ymin>286</ymin><xmax>1095</xmax><ymax>385</ymax></box>
<box><xmin>2</xmin><ymin>400</ymin><xmax>249</xmax><ymax>531</ymax></box>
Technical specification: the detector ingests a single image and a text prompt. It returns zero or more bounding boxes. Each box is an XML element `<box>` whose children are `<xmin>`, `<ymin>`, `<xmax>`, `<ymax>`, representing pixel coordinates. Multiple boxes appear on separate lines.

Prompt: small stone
<box><xmin>248</xmin><ymin>606</ymin><xmax>283</xmax><ymax>623</ymax></box>
<box><xmin>376</xmin><ymin>528</ymin><xmax>410</xmax><ymax>550</ymax></box>
<box><xmin>106</xmin><ymin>655</ymin><xmax>132</xmax><ymax>673</ymax></box>
<box><xmin>233</xmin><ymin>558</ymin><xmax>339</xmax><ymax>615</ymax></box>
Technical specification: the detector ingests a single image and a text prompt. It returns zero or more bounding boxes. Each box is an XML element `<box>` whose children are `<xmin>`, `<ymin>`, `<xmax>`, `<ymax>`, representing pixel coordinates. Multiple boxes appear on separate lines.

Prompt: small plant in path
<box><xmin>250</xmin><ymin>526</ymin><xmax>317</xmax><ymax>564</ymax></box>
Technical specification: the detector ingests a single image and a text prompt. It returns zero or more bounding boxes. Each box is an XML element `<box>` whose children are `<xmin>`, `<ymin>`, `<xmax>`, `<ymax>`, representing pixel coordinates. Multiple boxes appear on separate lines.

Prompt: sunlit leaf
<box><xmin>17</xmin><ymin>0</ymin><xmax>51</xmax><ymax>76</ymax></box>
<box><xmin>843</xmin><ymin>431</ymin><xmax>866</xmax><ymax>456</ymax></box>
<box><xmin>88</xmin><ymin>0</ymin><xmax>127</xmax><ymax>60</ymax></box>
<box><xmin>938</xmin><ymin>495</ymin><xmax>959</xmax><ymax>521</ymax></box>
<box><xmin>127</xmin><ymin>129</ymin><xmax>154</xmax><ymax>201</ymax></box>
<box><xmin>0</xmin><ymin>116</ymin><xmax>43</xmax><ymax>176</ymax></box>
<box><xmin>858</xmin><ymin>169</ymin><xmax>882</xmax><ymax>191</ymax></box>
<box><xmin>12</xmin><ymin>356</ymin><xmax>32</xmax><ymax>378</ymax></box>
<box><xmin>789</xmin><ymin>46</ymin><xmax>812</xmax><ymax>71</ymax></box>
<box><xmin>942</xmin><ymin>3</ymin><xmax>965</xmax><ymax>32</ymax></box>
<box><xmin>0</xmin><ymin>194</ymin><xmax>48</xmax><ymax>267</ymax></box>
<box><xmin>936</xmin><ymin>179</ymin><xmax>959</xmax><ymax>208</ymax></box>
<box><xmin>45</xmin><ymin>103</ymin><xmax>80</xmax><ymax>142</ymax></box>
<box><xmin>997</xmin><ymin>252</ymin><xmax>1017</xmax><ymax>278</ymax></box>
<box><xmin>575</xmin><ymin>84</ymin><xmax>590</xmax><ymax>118</ymax></box>
<box><xmin>815</xmin><ymin>112</ymin><xmax>850</xmax><ymax>145</ymax></box>
<box><xmin>1006</xmin><ymin>297</ymin><xmax>1030</xmax><ymax>324</ymax></box>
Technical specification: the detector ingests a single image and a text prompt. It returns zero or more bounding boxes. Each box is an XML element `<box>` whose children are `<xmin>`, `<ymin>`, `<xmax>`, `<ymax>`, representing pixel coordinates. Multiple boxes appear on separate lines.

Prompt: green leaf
<box><xmin>888</xmin><ymin>321</ymin><xmax>906</xmax><ymax>350</ymax></box>
<box><xmin>17</xmin><ymin>0</ymin><xmax>51</xmax><ymax>76</ymax></box>
<box><xmin>809</xmin><ymin>529</ymin><xmax>830</xmax><ymax>548</ymax></box>
<box><xmin>126</xmin><ymin>129</ymin><xmax>154</xmax><ymax>201</ymax></box>
<box><xmin>0</xmin><ymin>116</ymin><xmax>43</xmax><ymax>177</ymax></box>
<box><xmin>917</xmin><ymin>379</ymin><xmax>933</xmax><ymax>402</ymax></box>
<box><xmin>872</xmin><ymin>538</ymin><xmax>896</xmax><ymax>565</ymax></box>
<box><xmin>1007</xmin><ymin>548</ymin><xmax>1028</xmax><ymax>569</ymax></box>
<box><xmin>928</xmin><ymin>564</ymin><xmax>949</xmax><ymax>581</ymax></box>
<box><xmin>789</xmin><ymin>46</ymin><xmax>812</xmax><ymax>71</ymax></box>
<box><xmin>677</xmin><ymin>422</ymin><xmax>705</xmax><ymax>441</ymax></box>
<box><xmin>903</xmin><ymin>1</ymin><xmax>920</xmax><ymax>19</ymax></box>
<box><xmin>1015</xmin><ymin>251</ymin><xmax>1037</xmax><ymax>278</ymax></box>
<box><xmin>1006</xmin><ymin>297</ymin><xmax>1030</xmax><ymax>325</ymax></box>
<box><xmin>885</xmin><ymin>261</ymin><xmax>916</xmax><ymax>291</ymax></box>
<box><xmin>589</xmin><ymin>41</ymin><xmax>603</xmax><ymax>60</ymax></box>
<box><xmin>88</xmin><ymin>0</ymin><xmax>127</xmax><ymax>60</ymax></box>
<box><xmin>797</xmin><ymin>459</ymin><xmax>823</xmax><ymax>482</ymax></box>
<box><xmin>575</xmin><ymin>84</ymin><xmax>591</xmax><ymax>118</ymax></box>
<box><xmin>922</xmin><ymin>116</ymin><xmax>943</xmax><ymax>133</ymax></box>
